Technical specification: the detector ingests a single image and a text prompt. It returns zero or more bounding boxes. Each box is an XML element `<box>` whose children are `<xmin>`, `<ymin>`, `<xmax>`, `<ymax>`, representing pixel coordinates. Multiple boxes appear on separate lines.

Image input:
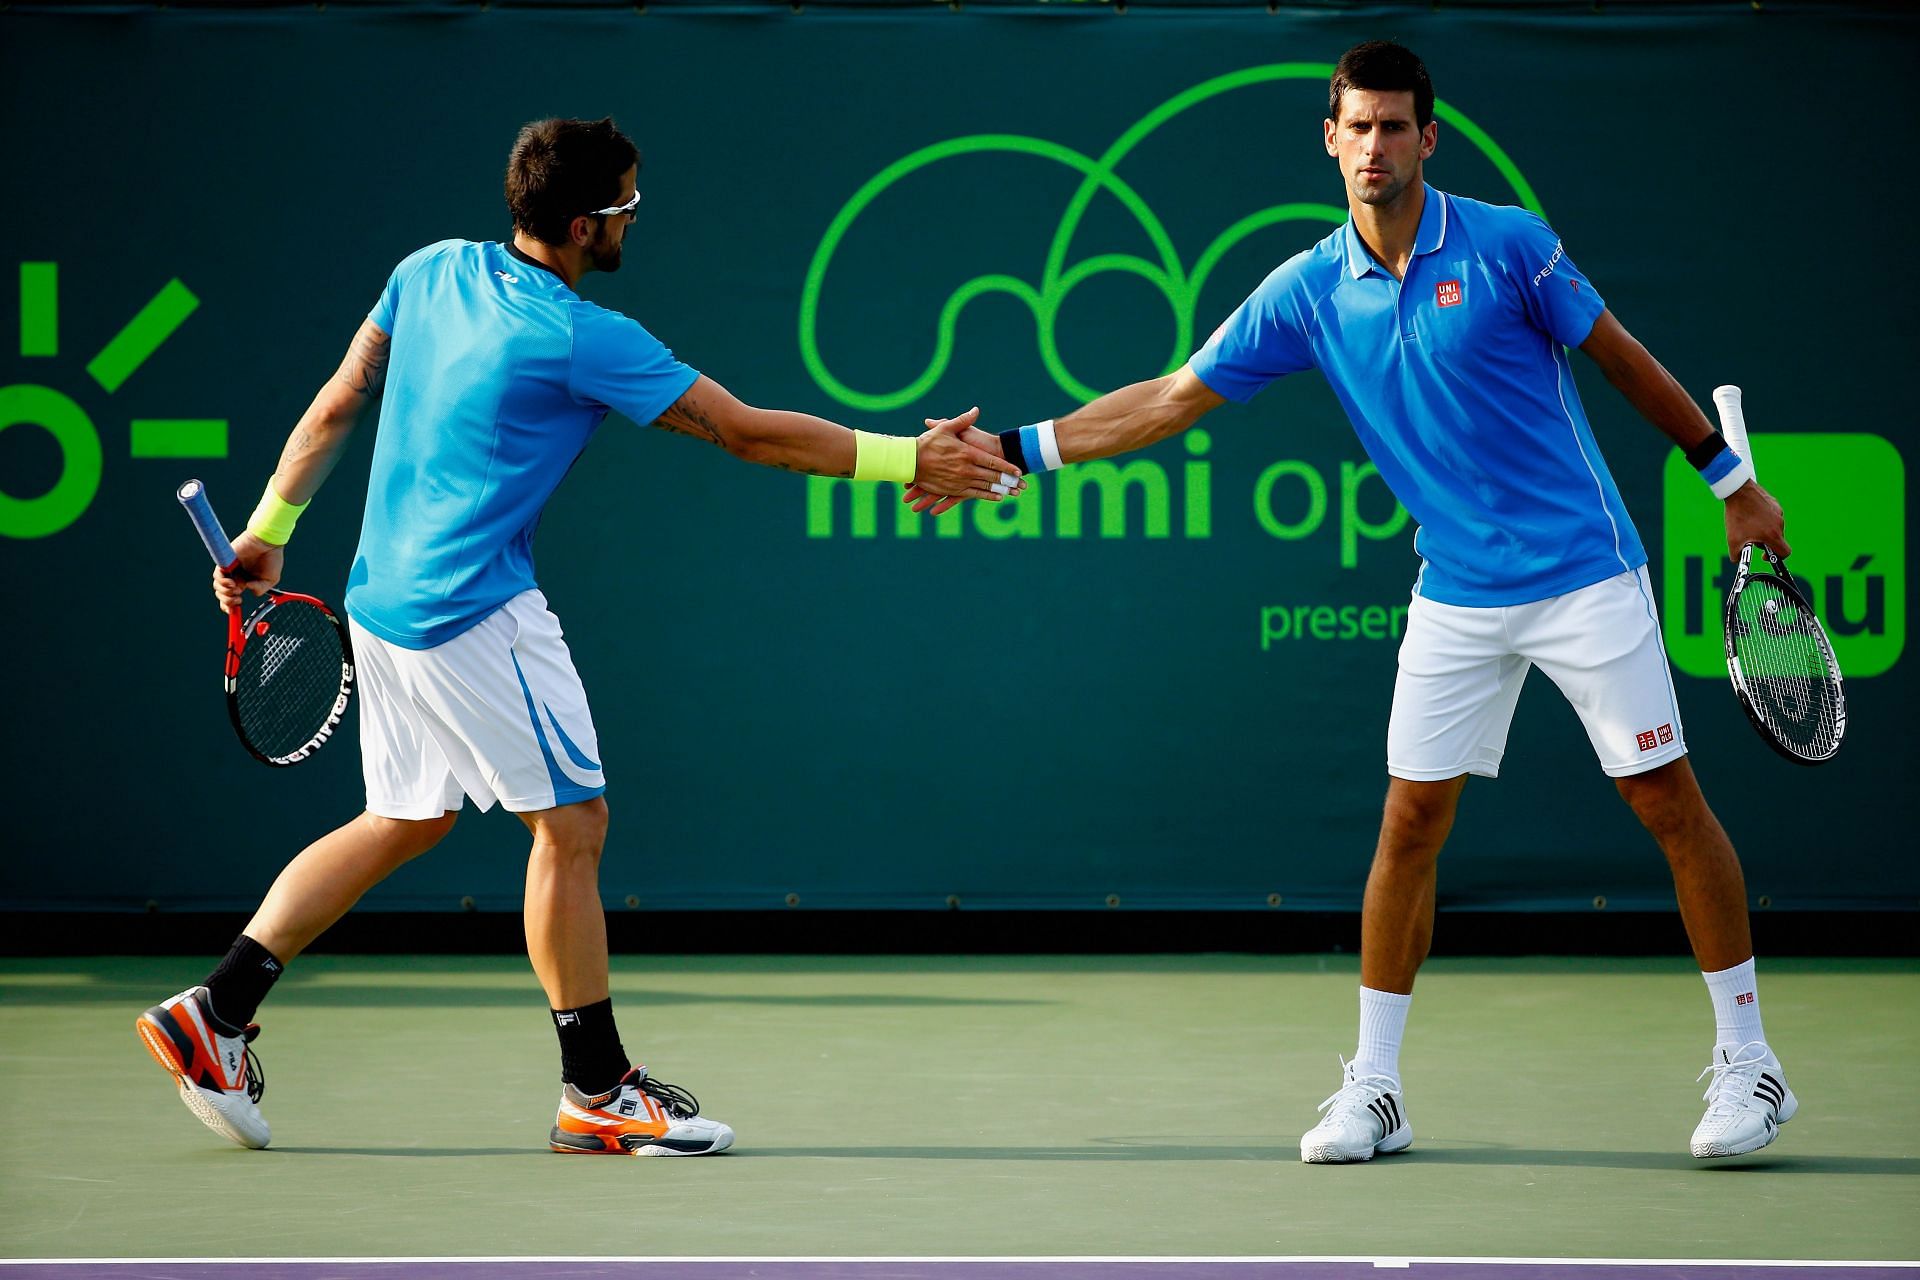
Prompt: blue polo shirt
<box><xmin>1190</xmin><ymin>186</ymin><xmax>1644</xmax><ymax>606</ymax></box>
<box><xmin>345</xmin><ymin>240</ymin><xmax>699</xmax><ymax>648</ymax></box>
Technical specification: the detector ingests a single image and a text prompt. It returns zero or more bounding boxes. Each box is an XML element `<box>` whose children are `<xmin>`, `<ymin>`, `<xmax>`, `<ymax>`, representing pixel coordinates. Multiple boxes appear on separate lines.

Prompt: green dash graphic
<box><xmin>86</xmin><ymin>279</ymin><xmax>199</xmax><ymax>393</ymax></box>
<box><xmin>19</xmin><ymin>263</ymin><xmax>58</xmax><ymax>357</ymax></box>
<box><xmin>130</xmin><ymin>419</ymin><xmax>228</xmax><ymax>458</ymax></box>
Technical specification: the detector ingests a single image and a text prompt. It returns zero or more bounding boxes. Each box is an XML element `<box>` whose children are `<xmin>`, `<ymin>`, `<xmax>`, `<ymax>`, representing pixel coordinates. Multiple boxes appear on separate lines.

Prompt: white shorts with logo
<box><xmin>1387</xmin><ymin>566</ymin><xmax>1686</xmax><ymax>781</ymax></box>
<box><xmin>350</xmin><ymin>590</ymin><xmax>607</xmax><ymax>818</ymax></box>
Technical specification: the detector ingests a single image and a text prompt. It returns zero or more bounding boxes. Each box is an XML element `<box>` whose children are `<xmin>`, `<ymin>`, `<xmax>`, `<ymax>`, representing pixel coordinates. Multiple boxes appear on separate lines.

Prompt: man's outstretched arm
<box><xmin>651</xmin><ymin>373</ymin><xmax>1021</xmax><ymax>501</ymax></box>
<box><xmin>1579</xmin><ymin>309</ymin><xmax>1787</xmax><ymax>563</ymax></box>
<box><xmin>906</xmin><ymin>366</ymin><xmax>1227</xmax><ymax>515</ymax></box>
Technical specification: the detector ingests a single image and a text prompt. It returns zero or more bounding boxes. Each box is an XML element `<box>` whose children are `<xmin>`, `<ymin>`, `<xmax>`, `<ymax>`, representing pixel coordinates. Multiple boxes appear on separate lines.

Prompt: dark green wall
<box><xmin>1</xmin><ymin>5</ymin><xmax>1913</xmax><ymax>913</ymax></box>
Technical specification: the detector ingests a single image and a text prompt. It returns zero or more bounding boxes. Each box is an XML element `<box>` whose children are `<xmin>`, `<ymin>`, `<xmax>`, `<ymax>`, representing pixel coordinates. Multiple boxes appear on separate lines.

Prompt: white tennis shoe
<box><xmin>135</xmin><ymin>986</ymin><xmax>270</xmax><ymax>1150</ymax></box>
<box><xmin>1691</xmin><ymin>1040</ymin><xmax>1796</xmax><ymax>1158</ymax></box>
<box><xmin>1300</xmin><ymin>1057</ymin><xmax>1412</xmax><ymax>1163</ymax></box>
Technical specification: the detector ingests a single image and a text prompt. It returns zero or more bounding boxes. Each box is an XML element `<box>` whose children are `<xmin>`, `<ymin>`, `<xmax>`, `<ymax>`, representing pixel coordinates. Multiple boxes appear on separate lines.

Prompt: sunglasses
<box><xmin>588</xmin><ymin>189</ymin><xmax>641</xmax><ymax>218</ymax></box>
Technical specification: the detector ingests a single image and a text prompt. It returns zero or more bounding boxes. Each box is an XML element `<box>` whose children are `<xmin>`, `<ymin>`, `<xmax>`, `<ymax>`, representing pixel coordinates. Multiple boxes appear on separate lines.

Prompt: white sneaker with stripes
<box><xmin>1691</xmin><ymin>1041</ymin><xmax>1796</xmax><ymax>1158</ymax></box>
<box><xmin>1300</xmin><ymin>1058</ymin><xmax>1412</xmax><ymax>1163</ymax></box>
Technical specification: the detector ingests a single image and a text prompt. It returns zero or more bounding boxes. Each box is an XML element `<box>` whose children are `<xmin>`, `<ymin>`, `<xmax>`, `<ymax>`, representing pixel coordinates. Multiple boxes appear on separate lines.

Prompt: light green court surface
<box><xmin>2</xmin><ymin>955</ymin><xmax>1916</xmax><ymax>1261</ymax></box>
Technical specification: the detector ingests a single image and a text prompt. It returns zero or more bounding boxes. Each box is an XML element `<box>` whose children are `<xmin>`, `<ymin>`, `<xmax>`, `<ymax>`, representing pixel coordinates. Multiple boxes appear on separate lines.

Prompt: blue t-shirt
<box><xmin>1190</xmin><ymin>186</ymin><xmax>1645</xmax><ymax>606</ymax></box>
<box><xmin>345</xmin><ymin>240</ymin><xmax>699</xmax><ymax>648</ymax></box>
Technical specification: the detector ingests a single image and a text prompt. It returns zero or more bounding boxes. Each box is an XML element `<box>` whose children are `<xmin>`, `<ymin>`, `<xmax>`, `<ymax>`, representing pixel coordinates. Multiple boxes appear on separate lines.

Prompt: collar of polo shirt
<box><xmin>1344</xmin><ymin>184</ymin><xmax>1450</xmax><ymax>280</ymax></box>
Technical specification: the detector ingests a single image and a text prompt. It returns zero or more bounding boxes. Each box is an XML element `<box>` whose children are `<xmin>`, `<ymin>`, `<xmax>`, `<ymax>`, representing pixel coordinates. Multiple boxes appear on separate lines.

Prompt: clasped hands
<box><xmin>910</xmin><ymin>408</ymin><xmax>1022</xmax><ymax>515</ymax></box>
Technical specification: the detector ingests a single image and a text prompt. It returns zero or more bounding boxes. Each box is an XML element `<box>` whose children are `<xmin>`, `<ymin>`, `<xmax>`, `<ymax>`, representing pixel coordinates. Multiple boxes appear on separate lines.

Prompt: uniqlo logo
<box><xmin>1736</xmin><ymin>992</ymin><xmax>1755</xmax><ymax>1006</ymax></box>
<box><xmin>1657</xmin><ymin>723</ymin><xmax>1674</xmax><ymax>745</ymax></box>
<box><xmin>1636</xmin><ymin>730</ymin><xmax>1658</xmax><ymax>752</ymax></box>
<box><xmin>1436</xmin><ymin>280</ymin><xmax>1463</xmax><ymax>308</ymax></box>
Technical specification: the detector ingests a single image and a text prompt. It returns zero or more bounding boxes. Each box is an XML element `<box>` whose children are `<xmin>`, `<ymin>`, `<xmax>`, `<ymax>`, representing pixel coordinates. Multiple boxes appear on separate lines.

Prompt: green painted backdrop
<box><xmin>1</xmin><ymin>4</ymin><xmax>1913</xmax><ymax>913</ymax></box>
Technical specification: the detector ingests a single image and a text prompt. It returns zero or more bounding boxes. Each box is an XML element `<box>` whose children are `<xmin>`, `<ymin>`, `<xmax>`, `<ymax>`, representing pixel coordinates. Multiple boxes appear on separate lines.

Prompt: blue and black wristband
<box><xmin>1687</xmin><ymin>429</ymin><xmax>1754</xmax><ymax>499</ymax></box>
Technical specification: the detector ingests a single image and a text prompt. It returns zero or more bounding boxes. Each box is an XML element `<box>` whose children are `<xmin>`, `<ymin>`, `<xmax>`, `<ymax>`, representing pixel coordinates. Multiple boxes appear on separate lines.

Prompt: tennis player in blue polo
<box><xmin>136</xmin><ymin>117</ymin><xmax>1021</xmax><ymax>1158</ymax></box>
<box><xmin>951</xmin><ymin>42</ymin><xmax>1797</xmax><ymax>1162</ymax></box>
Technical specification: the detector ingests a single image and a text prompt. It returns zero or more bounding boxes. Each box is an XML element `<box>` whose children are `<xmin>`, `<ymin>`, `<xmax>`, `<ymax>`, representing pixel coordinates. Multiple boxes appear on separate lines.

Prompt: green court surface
<box><xmin>2</xmin><ymin>954</ymin><xmax>1916</xmax><ymax>1261</ymax></box>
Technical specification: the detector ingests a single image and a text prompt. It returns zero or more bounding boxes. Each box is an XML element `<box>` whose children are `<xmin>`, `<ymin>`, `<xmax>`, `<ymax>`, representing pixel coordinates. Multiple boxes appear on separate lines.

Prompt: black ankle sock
<box><xmin>552</xmin><ymin>998</ymin><xmax>630</xmax><ymax>1095</ymax></box>
<box><xmin>200</xmin><ymin>934</ymin><xmax>284</xmax><ymax>1031</ymax></box>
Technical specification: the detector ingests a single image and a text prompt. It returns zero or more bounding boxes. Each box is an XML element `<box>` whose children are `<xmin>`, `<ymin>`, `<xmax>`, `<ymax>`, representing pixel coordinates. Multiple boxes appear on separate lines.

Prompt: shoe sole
<box><xmin>549</xmin><ymin>1126</ymin><xmax>733</xmax><ymax>1156</ymax></box>
<box><xmin>1692</xmin><ymin>1092</ymin><xmax>1797</xmax><ymax>1159</ymax></box>
<box><xmin>1302</xmin><ymin>1124</ymin><xmax>1413</xmax><ymax>1164</ymax></box>
<box><xmin>1302</xmin><ymin>1131</ymin><xmax>1413</xmax><ymax>1164</ymax></box>
<box><xmin>135</xmin><ymin>1008</ymin><xmax>269</xmax><ymax>1150</ymax></box>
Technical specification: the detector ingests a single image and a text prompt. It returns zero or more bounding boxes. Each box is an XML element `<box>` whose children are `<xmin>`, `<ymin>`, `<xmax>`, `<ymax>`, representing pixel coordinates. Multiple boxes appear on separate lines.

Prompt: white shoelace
<box><xmin>1696</xmin><ymin>1039</ymin><xmax>1771</xmax><ymax>1115</ymax></box>
<box><xmin>1316</xmin><ymin>1056</ymin><xmax>1402</xmax><ymax>1121</ymax></box>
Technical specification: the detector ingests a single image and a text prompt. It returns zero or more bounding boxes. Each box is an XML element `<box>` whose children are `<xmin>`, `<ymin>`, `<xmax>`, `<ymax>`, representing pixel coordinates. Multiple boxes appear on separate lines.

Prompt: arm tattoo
<box><xmin>333</xmin><ymin>323</ymin><xmax>391</xmax><ymax>397</ymax></box>
<box><xmin>650</xmin><ymin>394</ymin><xmax>728</xmax><ymax>449</ymax></box>
<box><xmin>275</xmin><ymin>426</ymin><xmax>315</xmax><ymax>471</ymax></box>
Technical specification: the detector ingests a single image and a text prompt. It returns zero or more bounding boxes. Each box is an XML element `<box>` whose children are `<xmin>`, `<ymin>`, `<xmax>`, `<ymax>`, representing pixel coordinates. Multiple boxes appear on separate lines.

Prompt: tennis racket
<box><xmin>177</xmin><ymin>479</ymin><xmax>355</xmax><ymax>767</ymax></box>
<box><xmin>1711</xmin><ymin>386</ymin><xmax>1845</xmax><ymax>764</ymax></box>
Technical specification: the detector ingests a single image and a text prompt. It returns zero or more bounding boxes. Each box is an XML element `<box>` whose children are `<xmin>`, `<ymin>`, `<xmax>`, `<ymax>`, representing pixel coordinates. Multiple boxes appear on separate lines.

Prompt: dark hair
<box><xmin>505</xmin><ymin>117</ymin><xmax>640</xmax><ymax>246</ymax></box>
<box><xmin>1328</xmin><ymin>41</ymin><xmax>1434</xmax><ymax>131</ymax></box>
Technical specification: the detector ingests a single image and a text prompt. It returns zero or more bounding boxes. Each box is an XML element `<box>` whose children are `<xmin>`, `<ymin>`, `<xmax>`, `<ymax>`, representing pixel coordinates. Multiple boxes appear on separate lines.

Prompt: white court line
<box><xmin>2</xmin><ymin>1258</ymin><xmax>1917</xmax><ymax>1268</ymax></box>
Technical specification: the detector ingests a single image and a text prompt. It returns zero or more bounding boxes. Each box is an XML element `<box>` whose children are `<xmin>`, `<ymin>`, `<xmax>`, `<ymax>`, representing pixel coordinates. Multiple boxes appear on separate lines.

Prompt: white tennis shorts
<box><xmin>1387</xmin><ymin>566</ymin><xmax>1687</xmax><ymax>781</ymax></box>
<box><xmin>350</xmin><ymin>590</ymin><xmax>607</xmax><ymax>818</ymax></box>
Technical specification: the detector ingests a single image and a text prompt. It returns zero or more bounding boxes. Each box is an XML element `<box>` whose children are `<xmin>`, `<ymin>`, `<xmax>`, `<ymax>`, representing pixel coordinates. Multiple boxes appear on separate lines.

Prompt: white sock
<box><xmin>1702</xmin><ymin>957</ymin><xmax>1768</xmax><ymax>1051</ymax></box>
<box><xmin>1354</xmin><ymin>986</ymin><xmax>1412</xmax><ymax>1083</ymax></box>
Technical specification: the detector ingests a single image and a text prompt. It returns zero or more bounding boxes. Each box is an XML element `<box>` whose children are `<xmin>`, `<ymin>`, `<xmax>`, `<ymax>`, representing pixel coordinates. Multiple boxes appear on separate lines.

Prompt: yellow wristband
<box><xmin>246</xmin><ymin>482</ymin><xmax>310</xmax><ymax>546</ymax></box>
<box><xmin>852</xmin><ymin>430</ymin><xmax>917</xmax><ymax>484</ymax></box>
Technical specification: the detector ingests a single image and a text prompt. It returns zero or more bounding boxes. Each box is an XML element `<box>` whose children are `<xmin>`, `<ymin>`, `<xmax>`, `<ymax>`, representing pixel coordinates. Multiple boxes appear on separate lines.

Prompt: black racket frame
<box><xmin>1722</xmin><ymin>543</ymin><xmax>1845</xmax><ymax>766</ymax></box>
<box><xmin>225</xmin><ymin>589</ymin><xmax>357</xmax><ymax>767</ymax></box>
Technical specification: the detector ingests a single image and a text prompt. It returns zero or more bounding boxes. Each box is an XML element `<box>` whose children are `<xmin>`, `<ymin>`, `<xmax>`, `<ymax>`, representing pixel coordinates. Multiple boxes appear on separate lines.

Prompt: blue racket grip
<box><xmin>176</xmin><ymin>479</ymin><xmax>239</xmax><ymax>571</ymax></box>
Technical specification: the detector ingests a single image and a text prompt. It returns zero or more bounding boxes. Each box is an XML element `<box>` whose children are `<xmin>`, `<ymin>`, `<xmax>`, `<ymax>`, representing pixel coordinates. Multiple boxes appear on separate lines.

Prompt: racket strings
<box><xmin>1731</xmin><ymin>578</ymin><xmax>1841</xmax><ymax>755</ymax></box>
<box><xmin>234</xmin><ymin>602</ymin><xmax>349</xmax><ymax>759</ymax></box>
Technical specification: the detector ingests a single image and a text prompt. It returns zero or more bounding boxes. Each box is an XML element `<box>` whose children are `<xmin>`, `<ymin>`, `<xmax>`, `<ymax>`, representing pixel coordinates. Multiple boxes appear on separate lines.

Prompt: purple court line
<box><xmin>2</xmin><ymin>1263</ymin><xmax>1913</xmax><ymax>1280</ymax></box>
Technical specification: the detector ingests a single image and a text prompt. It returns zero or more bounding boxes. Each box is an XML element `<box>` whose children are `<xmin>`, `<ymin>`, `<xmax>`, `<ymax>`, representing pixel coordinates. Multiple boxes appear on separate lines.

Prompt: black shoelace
<box><xmin>636</xmin><ymin>1073</ymin><xmax>699</xmax><ymax>1119</ymax></box>
<box><xmin>242</xmin><ymin>1026</ymin><xmax>266</xmax><ymax>1105</ymax></box>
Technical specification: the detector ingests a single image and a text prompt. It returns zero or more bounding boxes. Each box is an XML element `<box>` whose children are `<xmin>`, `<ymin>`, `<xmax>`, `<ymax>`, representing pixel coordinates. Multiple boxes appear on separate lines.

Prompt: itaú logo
<box><xmin>800</xmin><ymin>62</ymin><xmax>1547</xmax><ymax>413</ymax></box>
<box><xmin>2</xmin><ymin>263</ymin><xmax>227</xmax><ymax>540</ymax></box>
<box><xmin>1662</xmin><ymin>433</ymin><xmax>1905</xmax><ymax>678</ymax></box>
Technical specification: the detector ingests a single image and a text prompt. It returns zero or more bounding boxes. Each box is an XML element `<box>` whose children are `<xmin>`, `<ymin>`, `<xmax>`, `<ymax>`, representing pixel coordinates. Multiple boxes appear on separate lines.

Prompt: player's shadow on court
<box><xmin>268</xmin><ymin>1146</ymin><xmax>549</xmax><ymax>1159</ymax></box>
<box><xmin>745</xmin><ymin>1144</ymin><xmax>1920</xmax><ymax>1174</ymax></box>
<box><xmin>1397</xmin><ymin>1147</ymin><xmax>1920</xmax><ymax>1175</ymax></box>
<box><xmin>749</xmin><ymin>1142</ymin><xmax>1295</xmax><ymax>1161</ymax></box>
<box><xmin>1</xmin><ymin>982</ymin><xmax>1050</xmax><ymax>1009</ymax></box>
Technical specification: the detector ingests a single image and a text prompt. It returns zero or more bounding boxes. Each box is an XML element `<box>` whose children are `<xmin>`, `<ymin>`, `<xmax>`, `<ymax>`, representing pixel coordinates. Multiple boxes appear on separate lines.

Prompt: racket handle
<box><xmin>1711</xmin><ymin>384</ymin><xmax>1754</xmax><ymax>482</ymax></box>
<box><xmin>176</xmin><ymin>478</ymin><xmax>240</xmax><ymax>571</ymax></box>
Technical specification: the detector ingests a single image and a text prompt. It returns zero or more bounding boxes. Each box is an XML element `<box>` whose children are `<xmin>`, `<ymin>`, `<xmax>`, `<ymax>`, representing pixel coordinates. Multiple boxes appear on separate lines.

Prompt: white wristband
<box><xmin>1709</xmin><ymin>456</ymin><xmax>1755</xmax><ymax>501</ymax></box>
<box><xmin>1032</xmin><ymin>419</ymin><xmax>1063</xmax><ymax>472</ymax></box>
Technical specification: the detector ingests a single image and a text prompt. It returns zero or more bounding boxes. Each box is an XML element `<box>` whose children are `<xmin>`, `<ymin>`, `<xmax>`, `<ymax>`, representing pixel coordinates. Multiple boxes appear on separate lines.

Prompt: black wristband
<box><xmin>1685</xmin><ymin>429</ymin><xmax>1731</xmax><ymax>471</ymax></box>
<box><xmin>998</xmin><ymin>428</ymin><xmax>1030</xmax><ymax>474</ymax></box>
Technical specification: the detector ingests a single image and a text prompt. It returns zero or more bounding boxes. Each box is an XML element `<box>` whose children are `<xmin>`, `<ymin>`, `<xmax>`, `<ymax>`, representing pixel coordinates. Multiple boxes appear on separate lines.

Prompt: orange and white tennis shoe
<box><xmin>135</xmin><ymin>986</ymin><xmax>270</xmax><ymax>1149</ymax></box>
<box><xmin>549</xmin><ymin>1066</ymin><xmax>733</xmax><ymax>1156</ymax></box>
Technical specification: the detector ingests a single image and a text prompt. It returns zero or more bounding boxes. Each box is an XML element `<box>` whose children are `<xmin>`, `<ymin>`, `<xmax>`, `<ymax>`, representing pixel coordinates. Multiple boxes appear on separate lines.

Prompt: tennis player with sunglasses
<box><xmin>136</xmin><ymin>116</ymin><xmax>1021</xmax><ymax>1156</ymax></box>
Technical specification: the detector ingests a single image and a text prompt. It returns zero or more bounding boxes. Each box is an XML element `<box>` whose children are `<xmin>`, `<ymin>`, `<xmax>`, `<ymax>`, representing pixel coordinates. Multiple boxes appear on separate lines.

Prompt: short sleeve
<box><xmin>369</xmin><ymin>263</ymin><xmax>402</xmax><ymax>333</ymax></box>
<box><xmin>1187</xmin><ymin>259</ymin><xmax>1317</xmax><ymax>403</ymax></box>
<box><xmin>567</xmin><ymin>305</ymin><xmax>700</xmax><ymax>427</ymax></box>
<box><xmin>1507</xmin><ymin>212</ymin><xmax>1606</xmax><ymax>348</ymax></box>
<box><xmin>368</xmin><ymin>241</ymin><xmax>456</xmax><ymax>335</ymax></box>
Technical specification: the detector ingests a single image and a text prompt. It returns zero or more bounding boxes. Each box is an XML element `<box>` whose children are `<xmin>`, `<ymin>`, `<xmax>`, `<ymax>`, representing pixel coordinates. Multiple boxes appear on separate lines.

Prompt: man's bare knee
<box><xmin>1617</xmin><ymin>758</ymin><xmax>1712</xmax><ymax>844</ymax></box>
<box><xmin>525</xmin><ymin>796</ymin><xmax>610</xmax><ymax>862</ymax></box>
<box><xmin>361</xmin><ymin>810</ymin><xmax>457</xmax><ymax>863</ymax></box>
<box><xmin>1378</xmin><ymin>776</ymin><xmax>1466</xmax><ymax>859</ymax></box>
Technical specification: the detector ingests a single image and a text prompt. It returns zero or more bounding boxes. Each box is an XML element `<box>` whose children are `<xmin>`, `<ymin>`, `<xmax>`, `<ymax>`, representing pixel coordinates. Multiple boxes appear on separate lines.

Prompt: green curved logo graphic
<box><xmin>801</xmin><ymin>63</ymin><xmax>1545</xmax><ymax>411</ymax></box>
<box><xmin>2</xmin><ymin>263</ymin><xmax>227</xmax><ymax>539</ymax></box>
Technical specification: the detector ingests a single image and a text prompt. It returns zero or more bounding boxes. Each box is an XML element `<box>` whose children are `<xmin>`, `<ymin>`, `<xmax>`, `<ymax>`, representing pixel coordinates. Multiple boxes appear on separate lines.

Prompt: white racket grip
<box><xmin>1711</xmin><ymin>385</ymin><xmax>1753</xmax><ymax>481</ymax></box>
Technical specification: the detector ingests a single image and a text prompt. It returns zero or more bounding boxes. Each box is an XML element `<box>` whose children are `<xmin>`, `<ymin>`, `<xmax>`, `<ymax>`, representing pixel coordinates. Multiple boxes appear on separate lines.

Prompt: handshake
<box><xmin>905</xmin><ymin>407</ymin><xmax>1030</xmax><ymax>517</ymax></box>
